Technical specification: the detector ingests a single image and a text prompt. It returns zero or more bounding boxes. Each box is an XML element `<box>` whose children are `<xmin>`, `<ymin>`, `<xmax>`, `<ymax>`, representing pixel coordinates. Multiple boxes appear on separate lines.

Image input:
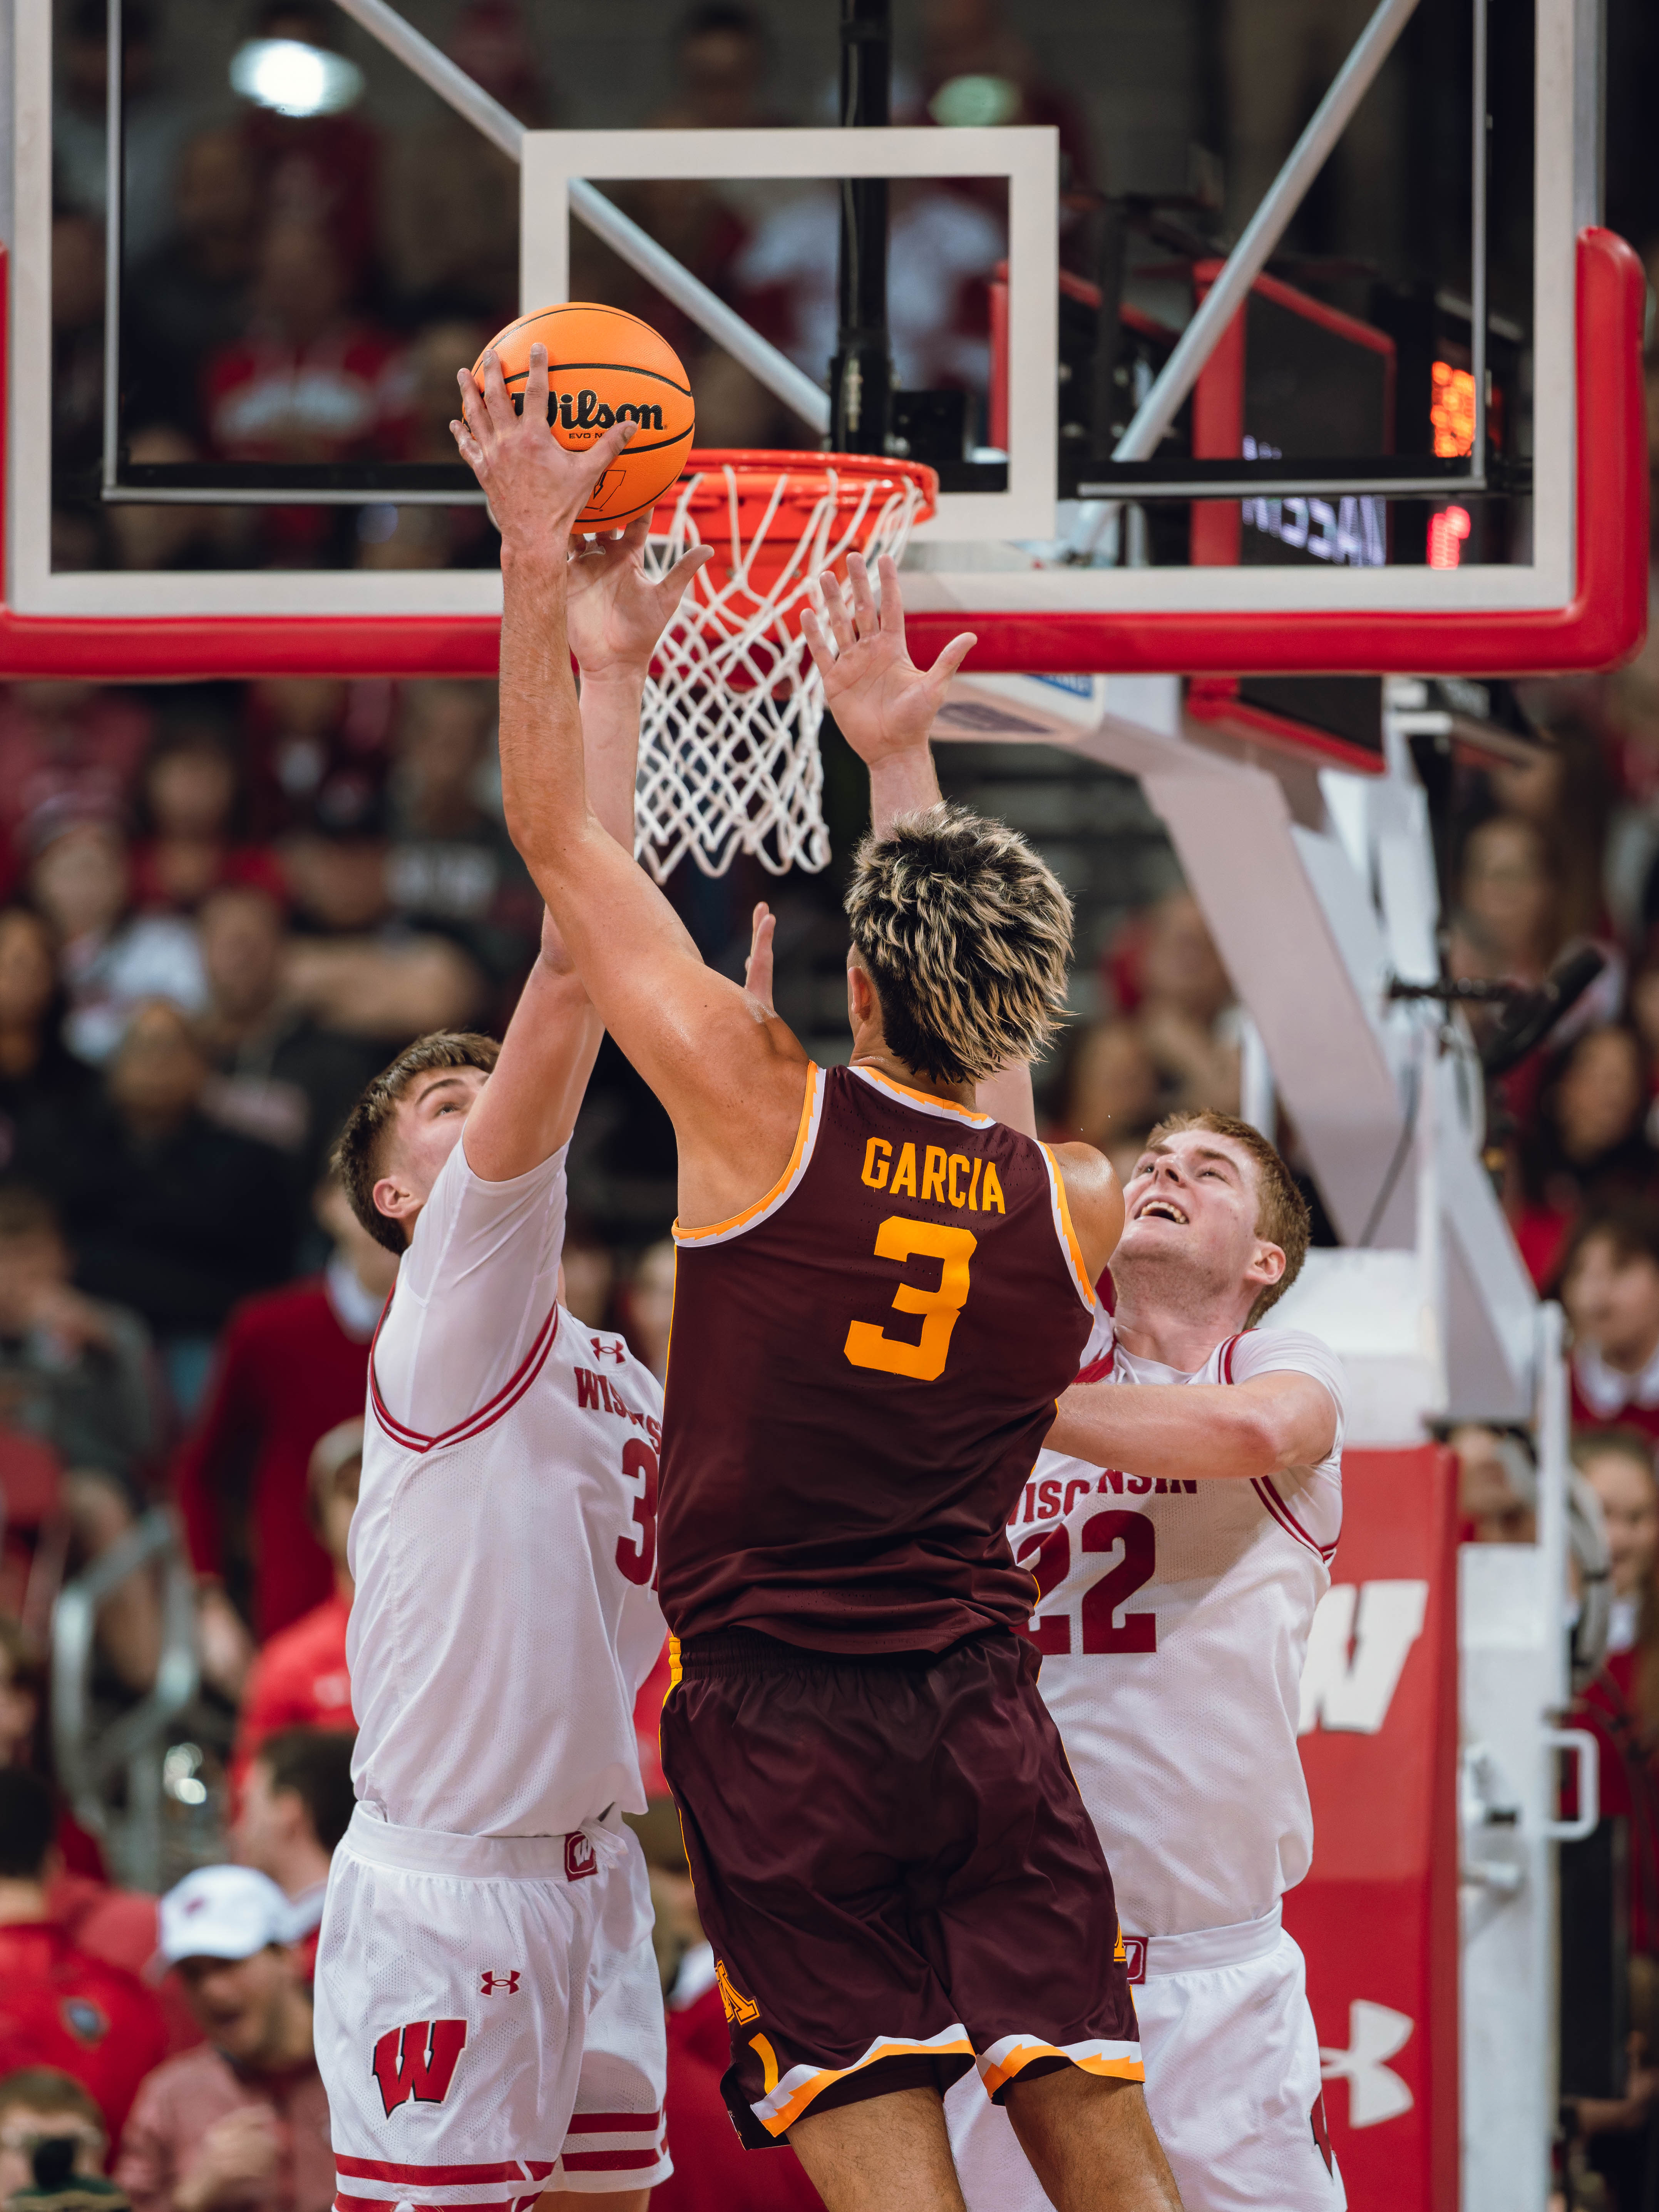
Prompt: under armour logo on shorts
<box><xmin>479</xmin><ymin>1971</ymin><xmax>522</xmax><ymax>1995</ymax></box>
<box><xmin>565</xmin><ymin>1833</ymin><xmax>598</xmax><ymax>1881</ymax></box>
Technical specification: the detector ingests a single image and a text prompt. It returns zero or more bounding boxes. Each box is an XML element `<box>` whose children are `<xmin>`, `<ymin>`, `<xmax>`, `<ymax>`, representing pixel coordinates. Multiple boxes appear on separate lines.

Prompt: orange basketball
<box><xmin>475</xmin><ymin>303</ymin><xmax>695</xmax><ymax>530</ymax></box>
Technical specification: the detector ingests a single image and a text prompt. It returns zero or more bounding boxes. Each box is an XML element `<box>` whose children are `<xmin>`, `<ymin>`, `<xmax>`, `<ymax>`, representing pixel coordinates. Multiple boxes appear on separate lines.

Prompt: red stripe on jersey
<box><xmin>369</xmin><ymin>1302</ymin><xmax>560</xmax><ymax>1454</ymax></box>
<box><xmin>1220</xmin><ymin>1334</ymin><xmax>1241</xmax><ymax>1384</ymax></box>
<box><xmin>335</xmin><ymin>2161</ymin><xmax>553</xmax><ymax>2185</ymax></box>
<box><xmin>558</xmin><ymin>2149</ymin><xmax>664</xmax><ymax>2173</ymax></box>
<box><xmin>336</xmin><ymin>2199</ymin><xmax>524</xmax><ymax>2212</ymax></box>
<box><xmin>1252</xmin><ymin>1475</ymin><xmax>1336</xmax><ymax>1560</ymax></box>
<box><xmin>562</xmin><ymin>2112</ymin><xmax>663</xmax><ymax>2135</ymax></box>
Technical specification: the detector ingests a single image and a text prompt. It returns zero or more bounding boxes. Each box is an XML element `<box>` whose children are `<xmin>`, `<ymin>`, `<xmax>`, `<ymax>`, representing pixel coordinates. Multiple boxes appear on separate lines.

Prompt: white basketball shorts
<box><xmin>315</xmin><ymin>1808</ymin><xmax>671</xmax><ymax>2200</ymax></box>
<box><xmin>944</xmin><ymin>1913</ymin><xmax>1344</xmax><ymax>2212</ymax></box>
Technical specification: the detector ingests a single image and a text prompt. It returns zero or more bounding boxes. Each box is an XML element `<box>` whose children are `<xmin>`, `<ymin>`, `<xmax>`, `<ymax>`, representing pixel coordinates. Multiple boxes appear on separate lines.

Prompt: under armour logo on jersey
<box><xmin>479</xmin><ymin>1971</ymin><xmax>521</xmax><ymax>1996</ymax></box>
<box><xmin>372</xmin><ymin>2020</ymin><xmax>468</xmax><ymax>2117</ymax></box>
<box><xmin>1319</xmin><ymin>2000</ymin><xmax>1414</xmax><ymax>2128</ymax></box>
<box><xmin>565</xmin><ymin>1833</ymin><xmax>598</xmax><ymax>1881</ymax></box>
<box><xmin>591</xmin><ymin>1335</ymin><xmax>628</xmax><ymax>1365</ymax></box>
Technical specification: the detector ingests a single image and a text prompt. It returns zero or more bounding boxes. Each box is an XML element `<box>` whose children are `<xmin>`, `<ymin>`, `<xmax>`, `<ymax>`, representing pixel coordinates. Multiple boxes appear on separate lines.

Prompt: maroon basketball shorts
<box><xmin>660</xmin><ymin>1626</ymin><xmax>1142</xmax><ymax>2148</ymax></box>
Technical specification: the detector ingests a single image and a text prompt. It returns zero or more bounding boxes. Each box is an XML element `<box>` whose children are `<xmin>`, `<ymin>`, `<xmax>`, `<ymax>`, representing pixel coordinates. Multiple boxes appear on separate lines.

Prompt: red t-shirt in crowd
<box><xmin>173</xmin><ymin>1277</ymin><xmax>374</xmax><ymax>1641</ymax></box>
<box><xmin>0</xmin><ymin>1919</ymin><xmax>169</xmax><ymax>2139</ymax></box>
<box><xmin>653</xmin><ymin>1971</ymin><xmax>824</xmax><ymax>2212</ymax></box>
<box><xmin>233</xmin><ymin>1589</ymin><xmax>355</xmax><ymax>1781</ymax></box>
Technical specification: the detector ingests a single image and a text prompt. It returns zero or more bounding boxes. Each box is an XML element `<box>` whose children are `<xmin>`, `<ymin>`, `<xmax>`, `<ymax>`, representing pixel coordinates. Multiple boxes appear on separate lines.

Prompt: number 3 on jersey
<box><xmin>616</xmin><ymin>1439</ymin><xmax>658</xmax><ymax>1586</ymax></box>
<box><xmin>844</xmin><ymin>1216</ymin><xmax>978</xmax><ymax>1382</ymax></box>
<box><xmin>1016</xmin><ymin>1509</ymin><xmax>1157</xmax><ymax>1655</ymax></box>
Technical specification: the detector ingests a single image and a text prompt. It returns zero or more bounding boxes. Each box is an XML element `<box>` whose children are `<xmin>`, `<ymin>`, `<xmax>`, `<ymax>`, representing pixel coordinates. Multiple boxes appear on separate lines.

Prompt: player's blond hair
<box><xmin>335</xmin><ymin>1031</ymin><xmax>501</xmax><ymax>1254</ymax></box>
<box><xmin>845</xmin><ymin>803</ymin><xmax>1073</xmax><ymax>1084</ymax></box>
<box><xmin>1146</xmin><ymin>1109</ymin><xmax>1311</xmax><ymax>1325</ymax></box>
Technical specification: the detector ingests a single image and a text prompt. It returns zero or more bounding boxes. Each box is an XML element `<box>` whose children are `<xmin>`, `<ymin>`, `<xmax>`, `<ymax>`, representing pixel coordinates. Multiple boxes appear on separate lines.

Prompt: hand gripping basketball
<box><xmin>452</xmin><ymin>343</ymin><xmax>634</xmax><ymax>557</ymax></box>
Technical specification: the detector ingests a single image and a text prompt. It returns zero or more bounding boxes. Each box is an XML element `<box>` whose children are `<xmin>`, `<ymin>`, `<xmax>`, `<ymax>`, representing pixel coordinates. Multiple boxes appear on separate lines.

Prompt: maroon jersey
<box><xmin>659</xmin><ymin>1062</ymin><xmax>1098</xmax><ymax>1654</ymax></box>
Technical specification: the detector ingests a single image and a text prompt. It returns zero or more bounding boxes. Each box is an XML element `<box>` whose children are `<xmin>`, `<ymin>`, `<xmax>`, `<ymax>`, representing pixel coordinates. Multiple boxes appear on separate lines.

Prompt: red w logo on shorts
<box><xmin>371</xmin><ymin>2020</ymin><xmax>468</xmax><ymax>2117</ymax></box>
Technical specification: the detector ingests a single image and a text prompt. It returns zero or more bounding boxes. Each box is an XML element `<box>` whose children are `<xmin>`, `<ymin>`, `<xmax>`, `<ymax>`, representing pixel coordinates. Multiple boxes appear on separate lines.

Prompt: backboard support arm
<box><xmin>1062</xmin><ymin>0</ymin><xmax>1426</xmax><ymax>562</ymax></box>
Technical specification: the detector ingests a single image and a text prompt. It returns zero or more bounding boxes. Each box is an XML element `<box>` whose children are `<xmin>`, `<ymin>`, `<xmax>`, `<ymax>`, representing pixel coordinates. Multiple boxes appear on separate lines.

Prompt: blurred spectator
<box><xmin>918</xmin><ymin>0</ymin><xmax>1094</xmax><ymax>192</ymax></box>
<box><xmin>233</xmin><ymin>2</ymin><xmax>381</xmax><ymax>296</ymax></box>
<box><xmin>384</xmin><ymin>683</ymin><xmax>539</xmax><ymax>984</ymax></box>
<box><xmin>52</xmin><ymin>2</ymin><xmax>196</xmax><ymax>266</ymax></box>
<box><xmin>1559</xmin><ymin>1208</ymin><xmax>1659</xmax><ymax>1444</ymax></box>
<box><xmin>281</xmin><ymin>827</ymin><xmax>486</xmax><ymax>1043</ymax></box>
<box><xmin>116</xmin><ymin>1867</ymin><xmax>328</xmax><ymax>2212</ymax></box>
<box><xmin>204</xmin><ymin>217</ymin><xmax>403</xmax><ymax>565</ymax></box>
<box><xmin>176</xmin><ymin>1172</ymin><xmax>393</xmax><ymax>1669</ymax></box>
<box><xmin>231</xmin><ymin>1730</ymin><xmax>354</xmax><ymax>1940</ymax></box>
<box><xmin>0</xmin><ymin>1618</ymin><xmax>40</xmax><ymax>1767</ymax></box>
<box><xmin>0</xmin><ymin>1772</ymin><xmax>167</xmax><ymax>2142</ymax></box>
<box><xmin>0</xmin><ymin>908</ymin><xmax>102</xmax><ymax>1185</ymax></box>
<box><xmin>1575</xmin><ymin>1429</ymin><xmax>1659</xmax><ymax>1655</ymax></box>
<box><xmin>130</xmin><ymin>727</ymin><xmax>285</xmax><ymax>920</ymax></box>
<box><xmin>231</xmin><ymin>1422</ymin><xmax>360</xmax><ymax>1776</ymax></box>
<box><xmin>0</xmin><ymin>1185</ymin><xmax>163</xmax><ymax>1693</ymax></box>
<box><xmin>123</xmin><ymin>129</ymin><xmax>259</xmax><ymax>437</ymax></box>
<box><xmin>382</xmin><ymin>1</ymin><xmax>544</xmax><ymax>316</ymax></box>
<box><xmin>45</xmin><ymin>1004</ymin><xmax>293</xmax><ymax>1413</ymax></box>
<box><xmin>735</xmin><ymin>180</ymin><xmax>1003</xmax><ymax>401</ymax></box>
<box><xmin>196</xmin><ymin>886</ymin><xmax>380</xmax><ymax>1197</ymax></box>
<box><xmin>1519</xmin><ymin>1028</ymin><xmax>1659</xmax><ymax>1281</ymax></box>
<box><xmin>0</xmin><ymin>2070</ymin><xmax>112</xmax><ymax>2205</ymax></box>
<box><xmin>1451</xmin><ymin>815</ymin><xmax>1564</xmax><ymax>993</ymax></box>
<box><xmin>29</xmin><ymin>821</ymin><xmax>207</xmax><ymax>1069</ymax></box>
<box><xmin>1051</xmin><ymin>1020</ymin><xmax>1162</xmax><ymax>1164</ymax></box>
<box><xmin>353</xmin><ymin>327</ymin><xmax>497</xmax><ymax>574</ymax></box>
<box><xmin>626</xmin><ymin>1238</ymin><xmax>676</xmax><ymax>1381</ymax></box>
<box><xmin>1451</xmin><ymin>1423</ymin><xmax>1538</xmax><ymax>1544</ymax></box>
<box><xmin>1482</xmin><ymin>718</ymin><xmax>1615</xmax><ymax>949</ymax></box>
<box><xmin>243</xmin><ymin>680</ymin><xmax>391</xmax><ymax>845</ymax></box>
<box><xmin>1132</xmin><ymin>892</ymin><xmax>1242</xmax><ymax>1116</ymax></box>
<box><xmin>0</xmin><ymin>687</ymin><xmax>150</xmax><ymax>900</ymax></box>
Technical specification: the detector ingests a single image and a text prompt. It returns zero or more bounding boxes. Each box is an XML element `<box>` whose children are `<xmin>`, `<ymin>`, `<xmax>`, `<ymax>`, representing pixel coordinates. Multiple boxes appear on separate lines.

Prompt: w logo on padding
<box><xmin>372</xmin><ymin>2020</ymin><xmax>467</xmax><ymax>2117</ymax></box>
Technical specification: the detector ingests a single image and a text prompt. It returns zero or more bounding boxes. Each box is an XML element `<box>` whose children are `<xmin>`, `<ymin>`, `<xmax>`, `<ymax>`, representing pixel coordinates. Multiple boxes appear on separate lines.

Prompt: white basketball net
<box><xmin>635</xmin><ymin>459</ymin><xmax>928</xmax><ymax>882</ymax></box>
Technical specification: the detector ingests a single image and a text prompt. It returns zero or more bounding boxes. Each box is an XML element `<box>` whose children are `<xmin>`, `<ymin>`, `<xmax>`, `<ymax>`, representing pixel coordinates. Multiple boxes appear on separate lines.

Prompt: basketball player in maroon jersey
<box><xmin>452</xmin><ymin>349</ymin><xmax>1180</xmax><ymax>2212</ymax></box>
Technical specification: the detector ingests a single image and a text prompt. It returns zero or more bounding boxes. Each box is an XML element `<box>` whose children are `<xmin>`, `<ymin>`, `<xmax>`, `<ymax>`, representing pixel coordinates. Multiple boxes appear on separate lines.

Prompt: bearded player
<box><xmin>311</xmin><ymin>519</ymin><xmax>708</xmax><ymax>2212</ymax></box>
<box><xmin>942</xmin><ymin>1130</ymin><xmax>1346</xmax><ymax>2212</ymax></box>
<box><xmin>453</xmin><ymin>351</ymin><xmax>1178</xmax><ymax>2212</ymax></box>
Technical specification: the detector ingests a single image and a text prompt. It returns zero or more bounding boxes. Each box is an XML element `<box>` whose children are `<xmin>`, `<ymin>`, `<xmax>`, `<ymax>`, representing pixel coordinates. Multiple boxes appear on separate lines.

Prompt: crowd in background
<box><xmin>8</xmin><ymin>0</ymin><xmax>1659</xmax><ymax>2207</ymax></box>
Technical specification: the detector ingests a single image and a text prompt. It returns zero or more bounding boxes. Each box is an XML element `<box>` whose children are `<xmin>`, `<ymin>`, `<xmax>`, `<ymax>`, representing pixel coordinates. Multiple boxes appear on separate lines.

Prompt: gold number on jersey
<box><xmin>844</xmin><ymin>1215</ymin><xmax>978</xmax><ymax>1382</ymax></box>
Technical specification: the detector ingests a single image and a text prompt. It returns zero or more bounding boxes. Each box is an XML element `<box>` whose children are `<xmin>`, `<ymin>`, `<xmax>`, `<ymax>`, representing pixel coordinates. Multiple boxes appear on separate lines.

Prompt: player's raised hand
<box><xmin>801</xmin><ymin>552</ymin><xmax>976</xmax><ymax>770</ymax></box>
<box><xmin>566</xmin><ymin>513</ymin><xmax>713</xmax><ymax>681</ymax></box>
<box><xmin>743</xmin><ymin>901</ymin><xmax>777</xmax><ymax>1015</ymax></box>
<box><xmin>451</xmin><ymin>342</ymin><xmax>634</xmax><ymax>559</ymax></box>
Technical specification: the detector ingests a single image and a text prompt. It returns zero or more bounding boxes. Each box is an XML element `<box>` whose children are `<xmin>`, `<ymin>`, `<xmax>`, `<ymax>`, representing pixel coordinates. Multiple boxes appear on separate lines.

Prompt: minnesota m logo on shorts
<box><xmin>372</xmin><ymin>2020</ymin><xmax>467</xmax><ymax>2117</ymax></box>
<box><xmin>716</xmin><ymin>1960</ymin><xmax>759</xmax><ymax>2025</ymax></box>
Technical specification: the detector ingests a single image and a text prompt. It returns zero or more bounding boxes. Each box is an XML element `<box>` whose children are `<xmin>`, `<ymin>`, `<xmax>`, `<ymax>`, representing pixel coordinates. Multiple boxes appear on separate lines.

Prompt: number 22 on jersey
<box><xmin>1017</xmin><ymin>1509</ymin><xmax>1157</xmax><ymax>1656</ymax></box>
<box><xmin>843</xmin><ymin>1215</ymin><xmax>978</xmax><ymax>1383</ymax></box>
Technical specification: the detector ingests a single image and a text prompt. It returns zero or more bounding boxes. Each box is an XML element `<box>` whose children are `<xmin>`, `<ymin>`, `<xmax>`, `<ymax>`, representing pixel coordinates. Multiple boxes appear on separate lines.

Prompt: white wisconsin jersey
<box><xmin>1022</xmin><ymin>1314</ymin><xmax>1344</xmax><ymax>1936</ymax></box>
<box><xmin>349</xmin><ymin>1133</ymin><xmax>665</xmax><ymax>1839</ymax></box>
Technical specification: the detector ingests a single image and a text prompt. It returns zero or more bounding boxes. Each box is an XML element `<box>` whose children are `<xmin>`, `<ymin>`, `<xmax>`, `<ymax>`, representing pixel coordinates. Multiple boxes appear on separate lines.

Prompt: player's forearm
<box><xmin>577</xmin><ymin>669</ymin><xmax>646</xmax><ymax>854</ymax></box>
<box><xmin>1046</xmin><ymin>1381</ymin><xmax>1290</xmax><ymax>1482</ymax></box>
<box><xmin>867</xmin><ymin>742</ymin><xmax>943</xmax><ymax>840</ymax></box>
<box><xmin>498</xmin><ymin>545</ymin><xmax>595</xmax><ymax>874</ymax></box>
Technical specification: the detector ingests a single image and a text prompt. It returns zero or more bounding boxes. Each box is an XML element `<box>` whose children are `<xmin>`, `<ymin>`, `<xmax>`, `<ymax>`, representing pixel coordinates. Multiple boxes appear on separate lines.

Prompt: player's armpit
<box><xmin>1047</xmin><ymin>1370</ymin><xmax>1336</xmax><ymax>1481</ymax></box>
<box><xmin>1051</xmin><ymin>1141</ymin><xmax>1124</xmax><ymax>1282</ymax></box>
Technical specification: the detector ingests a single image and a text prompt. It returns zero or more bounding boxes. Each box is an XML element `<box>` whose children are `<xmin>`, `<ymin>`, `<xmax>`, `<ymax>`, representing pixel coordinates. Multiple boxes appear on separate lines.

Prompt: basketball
<box><xmin>473</xmin><ymin>302</ymin><xmax>695</xmax><ymax>530</ymax></box>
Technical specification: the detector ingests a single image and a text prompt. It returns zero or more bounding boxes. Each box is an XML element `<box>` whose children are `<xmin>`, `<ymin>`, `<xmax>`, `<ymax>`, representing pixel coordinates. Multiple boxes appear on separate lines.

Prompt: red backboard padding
<box><xmin>1284</xmin><ymin>1445</ymin><xmax>1460</xmax><ymax>2211</ymax></box>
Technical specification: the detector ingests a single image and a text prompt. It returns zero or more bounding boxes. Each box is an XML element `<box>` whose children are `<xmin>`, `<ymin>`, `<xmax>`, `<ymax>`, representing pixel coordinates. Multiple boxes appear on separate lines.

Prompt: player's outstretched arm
<box><xmin>460</xmin><ymin>511</ymin><xmax>690</xmax><ymax>1180</ymax></box>
<box><xmin>1046</xmin><ymin>1369</ymin><xmax>1338</xmax><ymax>1480</ymax></box>
<box><xmin>452</xmin><ymin>344</ymin><xmax>811</xmax><ymax>1225</ymax></box>
<box><xmin>804</xmin><ymin>555</ymin><xmax>1043</xmax><ymax>1133</ymax></box>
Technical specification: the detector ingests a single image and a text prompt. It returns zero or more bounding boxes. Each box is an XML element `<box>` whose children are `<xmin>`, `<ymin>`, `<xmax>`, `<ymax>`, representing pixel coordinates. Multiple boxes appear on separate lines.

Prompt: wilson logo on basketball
<box><xmin>371</xmin><ymin>2019</ymin><xmax>467</xmax><ymax>2117</ymax></box>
